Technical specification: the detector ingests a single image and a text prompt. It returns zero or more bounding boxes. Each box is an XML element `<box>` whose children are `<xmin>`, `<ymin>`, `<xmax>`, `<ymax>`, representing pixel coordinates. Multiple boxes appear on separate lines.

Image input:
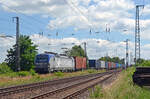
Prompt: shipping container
<box><xmin>112</xmin><ymin>62</ymin><xmax>116</xmax><ymax>68</ymax></box>
<box><xmin>116</xmin><ymin>63</ymin><xmax>118</xmax><ymax>68</ymax></box>
<box><xmin>116</xmin><ymin>63</ymin><xmax>119</xmax><ymax>68</ymax></box>
<box><xmin>74</xmin><ymin>57</ymin><xmax>86</xmax><ymax>70</ymax></box>
<box><xmin>83</xmin><ymin>58</ymin><xmax>86</xmax><ymax>69</ymax></box>
<box><xmin>108</xmin><ymin>62</ymin><xmax>112</xmax><ymax>69</ymax></box>
<box><xmin>89</xmin><ymin>60</ymin><xmax>96</xmax><ymax>69</ymax></box>
<box><xmin>100</xmin><ymin>61</ymin><xmax>105</xmax><ymax>69</ymax></box>
<box><xmin>105</xmin><ymin>62</ymin><xmax>108</xmax><ymax>69</ymax></box>
<box><xmin>95</xmin><ymin>60</ymin><xmax>101</xmax><ymax>69</ymax></box>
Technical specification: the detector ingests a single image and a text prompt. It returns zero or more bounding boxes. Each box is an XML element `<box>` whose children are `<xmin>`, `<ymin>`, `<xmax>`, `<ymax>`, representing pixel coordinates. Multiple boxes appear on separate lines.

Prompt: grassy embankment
<box><xmin>0</xmin><ymin>69</ymin><xmax>105</xmax><ymax>88</ymax></box>
<box><xmin>90</xmin><ymin>67</ymin><xmax>150</xmax><ymax>99</ymax></box>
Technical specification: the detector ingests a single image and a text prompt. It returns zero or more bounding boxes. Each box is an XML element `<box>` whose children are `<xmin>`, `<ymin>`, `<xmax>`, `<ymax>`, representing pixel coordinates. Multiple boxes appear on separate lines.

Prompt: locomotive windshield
<box><xmin>35</xmin><ymin>55</ymin><xmax>49</xmax><ymax>63</ymax></box>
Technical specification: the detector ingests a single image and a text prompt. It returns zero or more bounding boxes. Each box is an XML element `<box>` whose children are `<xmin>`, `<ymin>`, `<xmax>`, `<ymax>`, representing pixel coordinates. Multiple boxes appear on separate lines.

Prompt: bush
<box><xmin>30</xmin><ymin>69</ymin><xmax>37</xmax><ymax>76</ymax></box>
<box><xmin>87</xmin><ymin>69</ymin><xmax>97</xmax><ymax>74</ymax></box>
<box><xmin>0</xmin><ymin>63</ymin><xmax>12</xmax><ymax>74</ymax></box>
<box><xmin>17</xmin><ymin>71</ymin><xmax>30</xmax><ymax>77</ymax></box>
<box><xmin>140</xmin><ymin>60</ymin><xmax>150</xmax><ymax>67</ymax></box>
<box><xmin>54</xmin><ymin>71</ymin><xmax>64</xmax><ymax>77</ymax></box>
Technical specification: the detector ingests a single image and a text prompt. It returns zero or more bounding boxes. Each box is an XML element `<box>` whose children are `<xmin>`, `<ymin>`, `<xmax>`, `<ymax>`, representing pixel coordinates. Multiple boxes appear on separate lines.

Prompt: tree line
<box><xmin>99</xmin><ymin>56</ymin><xmax>125</xmax><ymax>64</ymax></box>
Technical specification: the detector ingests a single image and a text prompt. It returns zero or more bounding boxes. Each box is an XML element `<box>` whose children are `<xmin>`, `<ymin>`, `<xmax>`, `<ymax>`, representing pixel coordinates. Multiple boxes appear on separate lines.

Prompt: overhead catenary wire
<box><xmin>0</xmin><ymin>17</ymin><xmax>40</xmax><ymax>35</ymax></box>
<box><xmin>0</xmin><ymin>2</ymin><xmax>46</xmax><ymax>26</ymax></box>
<box><xmin>0</xmin><ymin>2</ymin><xmax>47</xmax><ymax>33</ymax></box>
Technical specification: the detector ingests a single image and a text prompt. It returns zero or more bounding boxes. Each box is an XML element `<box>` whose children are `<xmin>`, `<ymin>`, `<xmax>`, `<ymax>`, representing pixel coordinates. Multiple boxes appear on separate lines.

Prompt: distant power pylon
<box><xmin>135</xmin><ymin>5</ymin><xmax>144</xmax><ymax>65</ymax></box>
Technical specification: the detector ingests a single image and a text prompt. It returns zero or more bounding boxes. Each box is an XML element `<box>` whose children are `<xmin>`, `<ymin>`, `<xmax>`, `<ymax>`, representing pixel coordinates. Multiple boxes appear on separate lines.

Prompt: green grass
<box><xmin>92</xmin><ymin>67</ymin><xmax>150</xmax><ymax>99</ymax></box>
<box><xmin>0</xmin><ymin>69</ymin><xmax>106</xmax><ymax>88</ymax></box>
<box><xmin>54</xmin><ymin>71</ymin><xmax>64</xmax><ymax>78</ymax></box>
<box><xmin>90</xmin><ymin>86</ymin><xmax>103</xmax><ymax>99</ymax></box>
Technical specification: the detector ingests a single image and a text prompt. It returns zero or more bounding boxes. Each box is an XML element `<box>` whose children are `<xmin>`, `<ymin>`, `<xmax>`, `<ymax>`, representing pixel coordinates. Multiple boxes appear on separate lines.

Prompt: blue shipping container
<box><xmin>116</xmin><ymin>63</ymin><xmax>119</xmax><ymax>68</ymax></box>
<box><xmin>89</xmin><ymin>60</ymin><xmax>96</xmax><ymax>68</ymax></box>
<box><xmin>105</xmin><ymin>62</ymin><xmax>108</xmax><ymax>69</ymax></box>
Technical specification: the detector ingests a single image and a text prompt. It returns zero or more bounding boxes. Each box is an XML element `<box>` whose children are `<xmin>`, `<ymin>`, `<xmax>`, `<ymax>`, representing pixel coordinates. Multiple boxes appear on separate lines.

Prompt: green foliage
<box><xmin>138</xmin><ymin>60</ymin><xmax>150</xmax><ymax>67</ymax></box>
<box><xmin>29</xmin><ymin>69</ymin><xmax>37</xmax><ymax>76</ymax></box>
<box><xmin>100</xmin><ymin>67</ymin><xmax>150</xmax><ymax>99</ymax></box>
<box><xmin>99</xmin><ymin>56</ymin><xmax>124</xmax><ymax>64</ymax></box>
<box><xmin>17</xmin><ymin>71</ymin><xmax>31</xmax><ymax>77</ymax></box>
<box><xmin>90</xmin><ymin>86</ymin><xmax>103</xmax><ymax>99</ymax></box>
<box><xmin>67</xmin><ymin>45</ymin><xmax>86</xmax><ymax>57</ymax></box>
<box><xmin>1</xmin><ymin>70</ymin><xmax>37</xmax><ymax>78</ymax></box>
<box><xmin>0</xmin><ymin>63</ymin><xmax>12</xmax><ymax>74</ymax></box>
<box><xmin>137</xmin><ymin>58</ymin><xmax>145</xmax><ymax>64</ymax></box>
<box><xmin>5</xmin><ymin>35</ymin><xmax>38</xmax><ymax>71</ymax></box>
<box><xmin>87</xmin><ymin>69</ymin><xmax>97</xmax><ymax>74</ymax></box>
<box><xmin>54</xmin><ymin>71</ymin><xmax>64</xmax><ymax>77</ymax></box>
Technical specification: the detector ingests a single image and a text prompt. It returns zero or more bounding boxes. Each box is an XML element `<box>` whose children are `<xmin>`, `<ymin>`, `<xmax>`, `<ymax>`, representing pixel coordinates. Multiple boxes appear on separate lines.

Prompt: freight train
<box><xmin>35</xmin><ymin>52</ymin><xmax>125</xmax><ymax>73</ymax></box>
<box><xmin>35</xmin><ymin>53</ymin><xmax>86</xmax><ymax>73</ymax></box>
<box><xmin>89</xmin><ymin>59</ymin><xmax>125</xmax><ymax>70</ymax></box>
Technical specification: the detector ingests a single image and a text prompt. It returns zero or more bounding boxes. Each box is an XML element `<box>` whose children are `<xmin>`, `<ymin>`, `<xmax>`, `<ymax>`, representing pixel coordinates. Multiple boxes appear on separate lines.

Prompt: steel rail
<box><xmin>30</xmin><ymin>71</ymin><xmax>116</xmax><ymax>99</ymax></box>
<box><xmin>63</xmin><ymin>74</ymin><xmax>113</xmax><ymax>99</ymax></box>
<box><xmin>0</xmin><ymin>70</ymin><xmax>115</xmax><ymax>97</ymax></box>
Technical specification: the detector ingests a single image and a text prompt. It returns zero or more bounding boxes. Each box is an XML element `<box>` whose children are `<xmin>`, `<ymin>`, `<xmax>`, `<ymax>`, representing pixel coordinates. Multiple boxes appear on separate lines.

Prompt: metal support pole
<box><xmin>13</xmin><ymin>17</ymin><xmax>20</xmax><ymax>71</ymax></box>
<box><xmin>126</xmin><ymin>39</ymin><xmax>129</xmax><ymax>69</ymax></box>
<box><xmin>83</xmin><ymin>42</ymin><xmax>87</xmax><ymax>57</ymax></box>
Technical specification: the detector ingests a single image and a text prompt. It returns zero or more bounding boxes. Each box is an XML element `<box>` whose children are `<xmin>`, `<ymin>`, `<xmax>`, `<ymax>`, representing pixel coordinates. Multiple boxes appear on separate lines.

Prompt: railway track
<box><xmin>0</xmin><ymin>70</ymin><xmax>121</xmax><ymax>99</ymax></box>
<box><xmin>0</xmin><ymin>72</ymin><xmax>107</xmax><ymax>97</ymax></box>
<box><xmin>31</xmin><ymin>70</ymin><xmax>120</xmax><ymax>99</ymax></box>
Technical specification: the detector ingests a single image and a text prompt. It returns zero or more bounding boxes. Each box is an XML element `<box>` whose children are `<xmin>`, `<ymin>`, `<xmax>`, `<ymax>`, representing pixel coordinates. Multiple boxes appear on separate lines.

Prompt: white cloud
<box><xmin>0</xmin><ymin>0</ymin><xmax>135</xmax><ymax>31</ymax></box>
<box><xmin>143</xmin><ymin>5</ymin><xmax>150</xmax><ymax>16</ymax></box>
<box><xmin>0</xmin><ymin>37</ymin><xmax>15</xmax><ymax>63</ymax></box>
<box><xmin>1</xmin><ymin>0</ymin><xmax>150</xmax><ymax>39</ymax></box>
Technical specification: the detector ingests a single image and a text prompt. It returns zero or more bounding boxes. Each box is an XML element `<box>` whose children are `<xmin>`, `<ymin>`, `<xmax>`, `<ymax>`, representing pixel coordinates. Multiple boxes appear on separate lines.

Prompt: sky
<box><xmin>0</xmin><ymin>0</ymin><xmax>150</xmax><ymax>63</ymax></box>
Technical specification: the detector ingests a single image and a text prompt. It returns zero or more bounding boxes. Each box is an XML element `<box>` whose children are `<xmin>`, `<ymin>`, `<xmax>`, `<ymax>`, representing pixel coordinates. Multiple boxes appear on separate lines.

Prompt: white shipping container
<box><xmin>96</xmin><ymin>60</ymin><xmax>101</xmax><ymax>69</ymax></box>
<box><xmin>100</xmin><ymin>61</ymin><xmax>105</xmax><ymax>68</ymax></box>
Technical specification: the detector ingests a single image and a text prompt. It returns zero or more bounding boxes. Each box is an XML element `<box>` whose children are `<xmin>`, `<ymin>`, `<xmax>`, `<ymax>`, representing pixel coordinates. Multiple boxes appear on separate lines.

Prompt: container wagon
<box><xmin>89</xmin><ymin>60</ymin><xmax>96</xmax><ymax>69</ymax></box>
<box><xmin>89</xmin><ymin>60</ymin><xmax>102</xmax><ymax>69</ymax></box>
<box><xmin>112</xmin><ymin>62</ymin><xmax>116</xmax><ymax>69</ymax></box>
<box><xmin>105</xmin><ymin>62</ymin><xmax>108</xmax><ymax>70</ymax></box>
<box><xmin>108</xmin><ymin>62</ymin><xmax>112</xmax><ymax>69</ymax></box>
<box><xmin>95</xmin><ymin>60</ymin><xmax>101</xmax><ymax>69</ymax></box>
<box><xmin>116</xmin><ymin>63</ymin><xmax>119</xmax><ymax>68</ymax></box>
<box><xmin>74</xmin><ymin>57</ymin><xmax>86</xmax><ymax>70</ymax></box>
<box><xmin>99</xmin><ymin>60</ymin><xmax>105</xmax><ymax>69</ymax></box>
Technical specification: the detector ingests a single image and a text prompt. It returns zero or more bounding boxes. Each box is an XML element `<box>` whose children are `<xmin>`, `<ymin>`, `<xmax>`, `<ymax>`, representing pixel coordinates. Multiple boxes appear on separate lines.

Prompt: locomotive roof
<box><xmin>37</xmin><ymin>53</ymin><xmax>55</xmax><ymax>57</ymax></box>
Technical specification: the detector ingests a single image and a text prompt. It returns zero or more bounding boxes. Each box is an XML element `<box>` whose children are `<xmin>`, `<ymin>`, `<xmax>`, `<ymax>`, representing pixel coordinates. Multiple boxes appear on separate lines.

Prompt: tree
<box><xmin>5</xmin><ymin>35</ymin><xmax>38</xmax><ymax>71</ymax></box>
<box><xmin>66</xmin><ymin>45</ymin><xmax>89</xmax><ymax>67</ymax></box>
<box><xmin>67</xmin><ymin>45</ymin><xmax>86</xmax><ymax>57</ymax></box>
<box><xmin>99</xmin><ymin>56</ymin><xmax>124</xmax><ymax>64</ymax></box>
<box><xmin>137</xmin><ymin>58</ymin><xmax>145</xmax><ymax>64</ymax></box>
